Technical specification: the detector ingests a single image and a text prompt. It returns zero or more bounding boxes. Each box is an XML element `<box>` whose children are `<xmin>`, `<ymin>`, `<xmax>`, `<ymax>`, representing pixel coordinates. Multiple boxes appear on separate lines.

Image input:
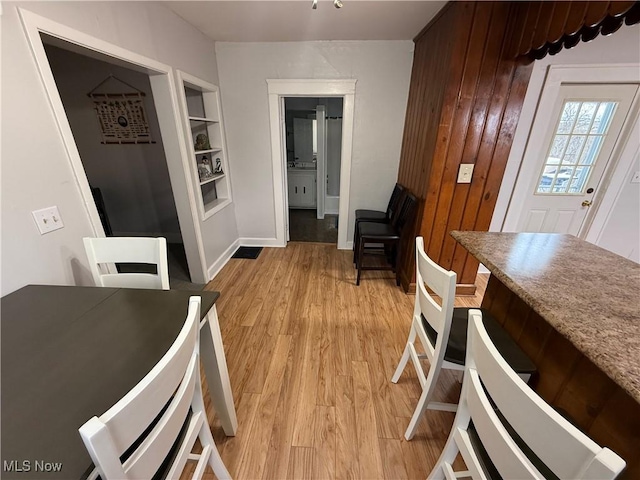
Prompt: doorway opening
<box><xmin>266</xmin><ymin>79</ymin><xmax>356</xmax><ymax>249</ymax></box>
<box><xmin>41</xmin><ymin>36</ymin><xmax>201</xmax><ymax>290</ymax></box>
<box><xmin>284</xmin><ymin>97</ymin><xmax>343</xmax><ymax>243</ymax></box>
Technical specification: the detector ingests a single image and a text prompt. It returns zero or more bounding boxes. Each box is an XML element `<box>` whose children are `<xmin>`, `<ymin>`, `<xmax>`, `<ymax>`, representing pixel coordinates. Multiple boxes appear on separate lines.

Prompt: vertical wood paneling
<box><xmin>441</xmin><ymin>3</ymin><xmax>503</xmax><ymax>270</ymax></box>
<box><xmin>397</xmin><ymin>2</ymin><xmax>462</xmax><ymax>288</ymax></box>
<box><xmin>589</xmin><ymin>389</ymin><xmax>640</xmax><ymax>480</ymax></box>
<box><xmin>429</xmin><ymin>2</ymin><xmax>490</xmax><ymax>266</ymax></box>
<box><xmin>396</xmin><ymin>1</ymin><xmax>532</xmax><ymax>290</ymax></box>
<box><xmin>418</xmin><ymin>3</ymin><xmax>475</xmax><ymax>268</ymax></box>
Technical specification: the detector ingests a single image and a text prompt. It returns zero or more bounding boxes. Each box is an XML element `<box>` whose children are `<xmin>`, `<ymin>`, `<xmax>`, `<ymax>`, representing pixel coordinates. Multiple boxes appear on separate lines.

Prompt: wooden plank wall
<box><xmin>397</xmin><ymin>1</ymin><xmax>533</xmax><ymax>292</ymax></box>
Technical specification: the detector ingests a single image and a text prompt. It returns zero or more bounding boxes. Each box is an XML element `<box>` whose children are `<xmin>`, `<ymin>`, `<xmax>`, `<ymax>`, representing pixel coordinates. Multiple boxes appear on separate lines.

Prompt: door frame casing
<box><xmin>18</xmin><ymin>8</ymin><xmax>209</xmax><ymax>283</ymax></box>
<box><xmin>499</xmin><ymin>64</ymin><xmax>640</xmax><ymax>239</ymax></box>
<box><xmin>267</xmin><ymin>79</ymin><xmax>356</xmax><ymax>249</ymax></box>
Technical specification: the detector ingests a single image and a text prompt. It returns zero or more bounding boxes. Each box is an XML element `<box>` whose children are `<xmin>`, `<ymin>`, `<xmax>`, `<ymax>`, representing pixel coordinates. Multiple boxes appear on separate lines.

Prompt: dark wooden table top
<box><xmin>1</xmin><ymin>285</ymin><xmax>220</xmax><ymax>480</ymax></box>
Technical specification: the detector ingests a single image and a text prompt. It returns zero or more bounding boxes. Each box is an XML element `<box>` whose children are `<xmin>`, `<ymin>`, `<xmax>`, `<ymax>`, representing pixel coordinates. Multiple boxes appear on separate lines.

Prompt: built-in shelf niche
<box><xmin>177</xmin><ymin>71</ymin><xmax>232</xmax><ymax>220</ymax></box>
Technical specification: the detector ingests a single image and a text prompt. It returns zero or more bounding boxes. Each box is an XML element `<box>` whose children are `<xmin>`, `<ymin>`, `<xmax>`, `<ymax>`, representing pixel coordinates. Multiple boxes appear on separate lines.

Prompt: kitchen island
<box><xmin>452</xmin><ymin>231</ymin><xmax>640</xmax><ymax>478</ymax></box>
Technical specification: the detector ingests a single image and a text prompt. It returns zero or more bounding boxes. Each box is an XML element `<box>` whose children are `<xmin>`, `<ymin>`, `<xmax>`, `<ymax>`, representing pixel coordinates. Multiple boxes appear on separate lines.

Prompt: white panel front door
<box><xmin>517</xmin><ymin>84</ymin><xmax>638</xmax><ymax>235</ymax></box>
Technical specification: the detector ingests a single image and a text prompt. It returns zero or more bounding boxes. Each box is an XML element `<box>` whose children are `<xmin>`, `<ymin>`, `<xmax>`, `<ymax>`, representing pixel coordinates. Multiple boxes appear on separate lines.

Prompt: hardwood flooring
<box><xmin>186</xmin><ymin>243</ymin><xmax>486</xmax><ymax>479</ymax></box>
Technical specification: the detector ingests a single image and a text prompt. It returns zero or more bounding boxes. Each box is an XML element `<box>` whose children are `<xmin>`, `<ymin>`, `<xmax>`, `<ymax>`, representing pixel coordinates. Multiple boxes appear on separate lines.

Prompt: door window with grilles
<box><xmin>536</xmin><ymin>100</ymin><xmax>618</xmax><ymax>194</ymax></box>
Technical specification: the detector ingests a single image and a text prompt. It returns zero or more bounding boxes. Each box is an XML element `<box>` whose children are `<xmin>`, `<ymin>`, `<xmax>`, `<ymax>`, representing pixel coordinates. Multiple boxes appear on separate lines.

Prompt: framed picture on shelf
<box><xmin>197</xmin><ymin>155</ymin><xmax>214</xmax><ymax>182</ymax></box>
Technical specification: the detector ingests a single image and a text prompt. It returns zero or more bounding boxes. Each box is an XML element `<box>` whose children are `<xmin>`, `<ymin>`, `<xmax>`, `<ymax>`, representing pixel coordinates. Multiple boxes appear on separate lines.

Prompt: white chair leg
<box><xmin>192</xmin><ymin>356</ymin><xmax>232</xmax><ymax>480</ymax></box>
<box><xmin>199</xmin><ymin>421</ymin><xmax>231</xmax><ymax>480</ymax></box>
<box><xmin>404</xmin><ymin>363</ymin><xmax>441</xmax><ymax>440</ymax></box>
<box><xmin>404</xmin><ymin>387</ymin><xmax>432</xmax><ymax>440</ymax></box>
<box><xmin>391</xmin><ymin>328</ymin><xmax>416</xmax><ymax>383</ymax></box>
<box><xmin>392</xmin><ymin>344</ymin><xmax>411</xmax><ymax>383</ymax></box>
<box><xmin>427</xmin><ymin>427</ymin><xmax>461</xmax><ymax>480</ymax></box>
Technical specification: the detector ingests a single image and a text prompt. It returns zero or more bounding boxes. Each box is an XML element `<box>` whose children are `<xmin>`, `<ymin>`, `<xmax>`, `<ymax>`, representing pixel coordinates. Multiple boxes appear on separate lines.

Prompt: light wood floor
<box><xmin>189</xmin><ymin>243</ymin><xmax>487</xmax><ymax>479</ymax></box>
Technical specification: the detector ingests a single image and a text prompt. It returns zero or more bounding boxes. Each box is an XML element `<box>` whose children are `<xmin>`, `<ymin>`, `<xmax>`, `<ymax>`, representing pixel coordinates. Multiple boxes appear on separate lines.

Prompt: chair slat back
<box><xmin>83</xmin><ymin>237</ymin><xmax>169</xmax><ymax>290</ymax></box>
<box><xmin>386</xmin><ymin>183</ymin><xmax>405</xmax><ymax>220</ymax></box>
<box><xmin>464</xmin><ymin>369</ymin><xmax>544</xmax><ymax>478</ymax></box>
<box><xmin>79</xmin><ymin>297</ymin><xmax>202</xmax><ymax>479</ymax></box>
<box><xmin>465</xmin><ymin>310</ymin><xmax>625</xmax><ymax>480</ymax></box>
<box><xmin>415</xmin><ymin>236</ymin><xmax>456</xmax><ymax>362</ymax></box>
<box><xmin>415</xmin><ymin>237</ymin><xmax>456</xmax><ymax>336</ymax></box>
<box><xmin>392</xmin><ymin>193</ymin><xmax>417</xmax><ymax>230</ymax></box>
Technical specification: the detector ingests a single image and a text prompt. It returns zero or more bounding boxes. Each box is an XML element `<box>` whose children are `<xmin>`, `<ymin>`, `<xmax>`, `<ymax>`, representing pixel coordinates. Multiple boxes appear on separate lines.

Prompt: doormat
<box><xmin>231</xmin><ymin>247</ymin><xmax>263</xmax><ymax>259</ymax></box>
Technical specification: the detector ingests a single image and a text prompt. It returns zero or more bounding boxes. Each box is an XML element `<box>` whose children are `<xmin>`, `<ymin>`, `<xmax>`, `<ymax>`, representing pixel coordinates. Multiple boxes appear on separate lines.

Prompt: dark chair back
<box><xmin>386</xmin><ymin>183</ymin><xmax>405</xmax><ymax>220</ymax></box>
<box><xmin>392</xmin><ymin>193</ymin><xmax>418</xmax><ymax>231</ymax></box>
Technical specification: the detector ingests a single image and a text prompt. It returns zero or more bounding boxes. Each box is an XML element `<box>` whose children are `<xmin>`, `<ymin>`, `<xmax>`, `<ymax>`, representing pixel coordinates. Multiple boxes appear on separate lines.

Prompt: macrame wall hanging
<box><xmin>88</xmin><ymin>75</ymin><xmax>155</xmax><ymax>144</ymax></box>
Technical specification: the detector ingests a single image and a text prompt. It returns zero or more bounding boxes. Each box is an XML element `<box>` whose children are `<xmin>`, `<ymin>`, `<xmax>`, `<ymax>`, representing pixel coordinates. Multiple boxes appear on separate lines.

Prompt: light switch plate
<box><xmin>457</xmin><ymin>164</ymin><xmax>474</xmax><ymax>183</ymax></box>
<box><xmin>32</xmin><ymin>206</ymin><xmax>64</xmax><ymax>235</ymax></box>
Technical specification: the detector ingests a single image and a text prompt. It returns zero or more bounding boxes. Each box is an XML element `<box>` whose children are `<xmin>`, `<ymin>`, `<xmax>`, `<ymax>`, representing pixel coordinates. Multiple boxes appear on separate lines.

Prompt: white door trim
<box><xmin>18</xmin><ymin>8</ymin><xmax>208</xmax><ymax>282</ymax></box>
<box><xmin>267</xmin><ymin>79</ymin><xmax>356</xmax><ymax>249</ymax></box>
<box><xmin>499</xmin><ymin>64</ymin><xmax>640</xmax><ymax>238</ymax></box>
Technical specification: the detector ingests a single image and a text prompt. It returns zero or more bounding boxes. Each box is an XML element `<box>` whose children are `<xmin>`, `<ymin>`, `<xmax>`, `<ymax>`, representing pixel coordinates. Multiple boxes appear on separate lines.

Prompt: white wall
<box><xmin>596</xmin><ymin>156</ymin><xmax>640</xmax><ymax>262</ymax></box>
<box><xmin>1</xmin><ymin>2</ymin><xmax>237</xmax><ymax>295</ymax></box>
<box><xmin>491</xmin><ymin>24</ymin><xmax>640</xmax><ymax>233</ymax></box>
<box><xmin>215</xmin><ymin>41</ymin><xmax>414</xmax><ymax>242</ymax></box>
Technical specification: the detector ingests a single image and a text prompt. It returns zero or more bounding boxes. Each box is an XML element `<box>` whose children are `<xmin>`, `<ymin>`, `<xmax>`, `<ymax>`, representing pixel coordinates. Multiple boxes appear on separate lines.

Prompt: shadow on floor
<box><xmin>167</xmin><ymin>243</ymin><xmax>206</xmax><ymax>291</ymax></box>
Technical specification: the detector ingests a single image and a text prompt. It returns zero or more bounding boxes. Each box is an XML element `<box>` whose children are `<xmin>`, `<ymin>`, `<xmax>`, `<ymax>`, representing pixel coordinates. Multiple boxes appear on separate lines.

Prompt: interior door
<box><xmin>517</xmin><ymin>84</ymin><xmax>638</xmax><ymax>235</ymax></box>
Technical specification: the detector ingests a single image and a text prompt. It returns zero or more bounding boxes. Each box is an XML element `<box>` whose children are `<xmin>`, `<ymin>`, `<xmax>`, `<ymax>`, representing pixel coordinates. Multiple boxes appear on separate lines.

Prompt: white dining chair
<box><xmin>83</xmin><ymin>236</ymin><xmax>170</xmax><ymax>290</ymax></box>
<box><xmin>79</xmin><ymin>296</ymin><xmax>231</xmax><ymax>480</ymax></box>
<box><xmin>391</xmin><ymin>237</ymin><xmax>536</xmax><ymax>440</ymax></box>
<box><xmin>429</xmin><ymin>309</ymin><xmax>626</xmax><ymax>480</ymax></box>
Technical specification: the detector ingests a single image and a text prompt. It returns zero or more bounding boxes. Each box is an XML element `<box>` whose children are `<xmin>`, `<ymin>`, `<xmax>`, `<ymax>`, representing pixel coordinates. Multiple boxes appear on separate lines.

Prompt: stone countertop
<box><xmin>451</xmin><ymin>231</ymin><xmax>640</xmax><ymax>404</ymax></box>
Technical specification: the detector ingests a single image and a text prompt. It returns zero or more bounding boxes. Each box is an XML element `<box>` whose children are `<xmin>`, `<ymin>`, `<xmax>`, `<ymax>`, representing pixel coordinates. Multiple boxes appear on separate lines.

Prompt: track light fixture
<box><xmin>311</xmin><ymin>0</ymin><xmax>343</xmax><ymax>9</ymax></box>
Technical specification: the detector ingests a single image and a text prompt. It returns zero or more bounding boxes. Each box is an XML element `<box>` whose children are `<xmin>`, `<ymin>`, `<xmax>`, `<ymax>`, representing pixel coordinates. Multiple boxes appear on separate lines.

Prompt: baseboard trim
<box><xmin>340</xmin><ymin>240</ymin><xmax>354</xmax><ymax>251</ymax></box>
<box><xmin>456</xmin><ymin>284</ymin><xmax>477</xmax><ymax>296</ymax></box>
<box><xmin>207</xmin><ymin>238</ymin><xmax>240</xmax><ymax>281</ymax></box>
<box><xmin>239</xmin><ymin>237</ymin><xmax>283</xmax><ymax>247</ymax></box>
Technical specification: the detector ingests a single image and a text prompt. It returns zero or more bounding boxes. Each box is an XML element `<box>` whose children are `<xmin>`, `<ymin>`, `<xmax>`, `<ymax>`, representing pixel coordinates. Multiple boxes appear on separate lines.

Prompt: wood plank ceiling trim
<box><xmin>506</xmin><ymin>1</ymin><xmax>640</xmax><ymax>60</ymax></box>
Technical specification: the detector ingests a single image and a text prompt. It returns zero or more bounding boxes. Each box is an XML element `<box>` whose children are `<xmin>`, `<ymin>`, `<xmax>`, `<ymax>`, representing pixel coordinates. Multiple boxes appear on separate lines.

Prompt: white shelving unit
<box><xmin>176</xmin><ymin>71</ymin><xmax>232</xmax><ymax>220</ymax></box>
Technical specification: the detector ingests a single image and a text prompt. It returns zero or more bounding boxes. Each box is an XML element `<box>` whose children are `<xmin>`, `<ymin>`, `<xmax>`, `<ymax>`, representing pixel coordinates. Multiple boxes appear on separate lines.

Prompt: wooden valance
<box><xmin>506</xmin><ymin>1</ymin><xmax>640</xmax><ymax>61</ymax></box>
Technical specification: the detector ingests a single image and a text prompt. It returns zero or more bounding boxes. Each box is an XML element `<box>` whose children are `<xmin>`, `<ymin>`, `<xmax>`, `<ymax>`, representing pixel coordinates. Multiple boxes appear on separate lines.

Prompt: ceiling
<box><xmin>164</xmin><ymin>1</ymin><xmax>447</xmax><ymax>42</ymax></box>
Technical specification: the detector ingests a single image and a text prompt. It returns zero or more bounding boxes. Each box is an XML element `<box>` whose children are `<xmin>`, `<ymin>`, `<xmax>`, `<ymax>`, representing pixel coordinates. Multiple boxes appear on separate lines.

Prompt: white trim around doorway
<box><xmin>266</xmin><ymin>79</ymin><xmax>356</xmax><ymax>249</ymax></box>
<box><xmin>18</xmin><ymin>8</ymin><xmax>209</xmax><ymax>283</ymax></box>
